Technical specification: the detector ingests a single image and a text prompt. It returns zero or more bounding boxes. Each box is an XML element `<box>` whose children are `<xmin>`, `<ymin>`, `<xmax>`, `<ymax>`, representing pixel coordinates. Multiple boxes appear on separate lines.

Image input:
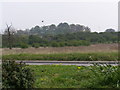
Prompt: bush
<box><xmin>59</xmin><ymin>42</ymin><xmax>65</xmax><ymax>47</ymax></box>
<box><xmin>39</xmin><ymin>44</ymin><xmax>47</xmax><ymax>47</ymax></box>
<box><xmin>82</xmin><ymin>64</ymin><xmax>120</xmax><ymax>88</ymax></box>
<box><xmin>51</xmin><ymin>42</ymin><xmax>60</xmax><ymax>47</ymax></box>
<box><xmin>2</xmin><ymin>60</ymin><xmax>35</xmax><ymax>88</ymax></box>
<box><xmin>20</xmin><ymin>43</ymin><xmax>29</xmax><ymax>49</ymax></box>
<box><xmin>32</xmin><ymin>43</ymin><xmax>39</xmax><ymax>48</ymax></box>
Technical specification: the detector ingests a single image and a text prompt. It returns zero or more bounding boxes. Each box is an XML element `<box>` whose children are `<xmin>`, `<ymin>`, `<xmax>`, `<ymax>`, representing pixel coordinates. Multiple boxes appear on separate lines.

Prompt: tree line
<box><xmin>2</xmin><ymin>22</ymin><xmax>117</xmax><ymax>49</ymax></box>
<box><xmin>2</xmin><ymin>31</ymin><xmax>118</xmax><ymax>48</ymax></box>
<box><xmin>16</xmin><ymin>22</ymin><xmax>91</xmax><ymax>35</ymax></box>
<box><xmin>15</xmin><ymin>22</ymin><xmax>116</xmax><ymax>36</ymax></box>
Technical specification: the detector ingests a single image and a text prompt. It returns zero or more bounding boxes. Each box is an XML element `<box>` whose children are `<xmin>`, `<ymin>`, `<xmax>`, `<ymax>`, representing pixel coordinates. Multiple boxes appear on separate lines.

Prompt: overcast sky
<box><xmin>0</xmin><ymin>1</ymin><xmax>118</xmax><ymax>32</ymax></box>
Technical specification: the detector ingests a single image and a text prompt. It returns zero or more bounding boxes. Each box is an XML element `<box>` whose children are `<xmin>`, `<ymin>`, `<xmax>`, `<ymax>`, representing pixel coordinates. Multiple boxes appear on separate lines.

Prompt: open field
<box><xmin>30</xmin><ymin>65</ymin><xmax>120</xmax><ymax>88</ymax></box>
<box><xmin>2</xmin><ymin>43</ymin><xmax>118</xmax><ymax>55</ymax></box>
<box><xmin>2</xmin><ymin>43</ymin><xmax>118</xmax><ymax>61</ymax></box>
<box><xmin>2</xmin><ymin>52</ymin><xmax>118</xmax><ymax>61</ymax></box>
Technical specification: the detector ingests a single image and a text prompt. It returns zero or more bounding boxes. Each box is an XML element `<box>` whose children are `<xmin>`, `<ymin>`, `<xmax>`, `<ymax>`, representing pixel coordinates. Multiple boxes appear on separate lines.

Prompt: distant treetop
<box><xmin>16</xmin><ymin>22</ymin><xmax>92</xmax><ymax>35</ymax></box>
<box><xmin>105</xmin><ymin>28</ymin><xmax>116</xmax><ymax>32</ymax></box>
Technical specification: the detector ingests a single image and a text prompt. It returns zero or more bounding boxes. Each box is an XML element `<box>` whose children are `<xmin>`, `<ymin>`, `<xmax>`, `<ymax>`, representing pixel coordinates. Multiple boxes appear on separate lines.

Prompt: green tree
<box><xmin>105</xmin><ymin>29</ymin><xmax>115</xmax><ymax>32</ymax></box>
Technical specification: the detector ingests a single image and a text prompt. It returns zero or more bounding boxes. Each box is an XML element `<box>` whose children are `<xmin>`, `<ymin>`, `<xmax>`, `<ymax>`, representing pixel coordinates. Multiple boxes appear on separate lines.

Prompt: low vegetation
<box><xmin>2</xmin><ymin>59</ymin><xmax>120</xmax><ymax>88</ymax></box>
<box><xmin>2</xmin><ymin>43</ymin><xmax>118</xmax><ymax>55</ymax></box>
<box><xmin>2</xmin><ymin>52</ymin><xmax>118</xmax><ymax>61</ymax></box>
<box><xmin>30</xmin><ymin>64</ymin><xmax>120</xmax><ymax>88</ymax></box>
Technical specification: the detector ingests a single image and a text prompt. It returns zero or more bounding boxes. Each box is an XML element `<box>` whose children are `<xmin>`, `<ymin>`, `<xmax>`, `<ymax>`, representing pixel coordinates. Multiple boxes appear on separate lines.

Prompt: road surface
<box><xmin>16</xmin><ymin>61</ymin><xmax>120</xmax><ymax>66</ymax></box>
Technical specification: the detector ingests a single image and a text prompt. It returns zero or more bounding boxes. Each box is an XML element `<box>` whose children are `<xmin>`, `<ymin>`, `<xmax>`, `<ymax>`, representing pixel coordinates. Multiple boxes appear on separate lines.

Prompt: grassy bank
<box><xmin>30</xmin><ymin>65</ymin><xmax>120</xmax><ymax>88</ymax></box>
<box><xmin>2</xmin><ymin>52</ymin><xmax>118</xmax><ymax>61</ymax></box>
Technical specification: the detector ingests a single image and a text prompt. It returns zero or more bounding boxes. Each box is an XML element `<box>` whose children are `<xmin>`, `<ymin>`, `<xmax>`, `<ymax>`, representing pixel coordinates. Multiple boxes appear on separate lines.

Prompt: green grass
<box><xmin>30</xmin><ymin>65</ymin><xmax>90</xmax><ymax>88</ymax></box>
<box><xmin>2</xmin><ymin>52</ymin><xmax>118</xmax><ymax>61</ymax></box>
<box><xmin>29</xmin><ymin>65</ymin><xmax>120</xmax><ymax>88</ymax></box>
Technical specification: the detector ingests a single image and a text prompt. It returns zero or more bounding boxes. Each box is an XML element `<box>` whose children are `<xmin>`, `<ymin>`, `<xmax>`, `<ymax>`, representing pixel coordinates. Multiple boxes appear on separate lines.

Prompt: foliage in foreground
<box><xmin>2</xmin><ymin>52</ymin><xmax>118</xmax><ymax>61</ymax></box>
<box><xmin>30</xmin><ymin>64</ymin><xmax>120</xmax><ymax>88</ymax></box>
<box><xmin>82</xmin><ymin>64</ymin><xmax>120</xmax><ymax>88</ymax></box>
<box><xmin>2</xmin><ymin>60</ymin><xmax>35</xmax><ymax>88</ymax></box>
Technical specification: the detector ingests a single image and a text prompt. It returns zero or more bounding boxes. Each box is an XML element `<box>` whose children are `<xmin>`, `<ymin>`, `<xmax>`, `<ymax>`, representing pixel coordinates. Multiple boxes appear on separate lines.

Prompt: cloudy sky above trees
<box><xmin>0</xmin><ymin>0</ymin><xmax>118</xmax><ymax>32</ymax></box>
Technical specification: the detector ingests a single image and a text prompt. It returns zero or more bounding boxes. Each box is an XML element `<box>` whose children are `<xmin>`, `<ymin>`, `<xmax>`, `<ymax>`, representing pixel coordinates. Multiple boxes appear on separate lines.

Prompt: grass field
<box><xmin>2</xmin><ymin>43</ymin><xmax>118</xmax><ymax>61</ymax></box>
<box><xmin>2</xmin><ymin>52</ymin><xmax>118</xmax><ymax>61</ymax></box>
<box><xmin>30</xmin><ymin>65</ymin><xmax>120</xmax><ymax>88</ymax></box>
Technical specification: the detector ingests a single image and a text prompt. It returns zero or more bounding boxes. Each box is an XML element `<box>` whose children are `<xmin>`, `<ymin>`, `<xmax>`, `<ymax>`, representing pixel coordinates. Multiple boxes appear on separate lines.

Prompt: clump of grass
<box><xmin>2</xmin><ymin>52</ymin><xmax>118</xmax><ymax>61</ymax></box>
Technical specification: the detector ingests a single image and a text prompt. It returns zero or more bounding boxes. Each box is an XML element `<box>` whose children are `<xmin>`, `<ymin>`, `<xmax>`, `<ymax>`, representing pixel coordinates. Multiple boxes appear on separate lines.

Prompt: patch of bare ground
<box><xmin>2</xmin><ymin>43</ymin><xmax>118</xmax><ymax>55</ymax></box>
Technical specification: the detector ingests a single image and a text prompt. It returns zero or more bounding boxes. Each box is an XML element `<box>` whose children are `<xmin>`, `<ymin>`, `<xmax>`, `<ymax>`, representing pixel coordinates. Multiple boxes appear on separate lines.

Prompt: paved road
<box><xmin>16</xmin><ymin>61</ymin><xmax>120</xmax><ymax>66</ymax></box>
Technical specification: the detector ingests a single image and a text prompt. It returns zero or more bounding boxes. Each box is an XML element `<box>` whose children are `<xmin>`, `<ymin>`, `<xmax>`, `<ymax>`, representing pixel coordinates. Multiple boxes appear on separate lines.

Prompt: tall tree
<box><xmin>70</xmin><ymin>24</ymin><xmax>76</xmax><ymax>32</ymax></box>
<box><xmin>49</xmin><ymin>24</ymin><xmax>56</xmax><ymax>31</ymax></box>
<box><xmin>84</xmin><ymin>26</ymin><xmax>91</xmax><ymax>32</ymax></box>
<box><xmin>4</xmin><ymin>24</ymin><xmax>15</xmax><ymax>49</ymax></box>
<box><xmin>76</xmin><ymin>24</ymin><xmax>84</xmax><ymax>32</ymax></box>
<box><xmin>105</xmin><ymin>29</ymin><xmax>115</xmax><ymax>32</ymax></box>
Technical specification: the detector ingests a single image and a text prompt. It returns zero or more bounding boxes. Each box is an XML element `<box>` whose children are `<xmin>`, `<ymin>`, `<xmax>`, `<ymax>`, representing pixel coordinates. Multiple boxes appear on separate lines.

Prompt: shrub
<box><xmin>39</xmin><ymin>44</ymin><xmax>47</xmax><ymax>47</ymax></box>
<box><xmin>58</xmin><ymin>42</ymin><xmax>65</xmax><ymax>47</ymax></box>
<box><xmin>2</xmin><ymin>60</ymin><xmax>35</xmax><ymax>88</ymax></box>
<box><xmin>32</xmin><ymin>43</ymin><xmax>39</xmax><ymax>48</ymax></box>
<box><xmin>51</xmin><ymin>42</ymin><xmax>60</xmax><ymax>47</ymax></box>
<box><xmin>20</xmin><ymin>43</ymin><xmax>29</xmax><ymax>49</ymax></box>
<box><xmin>82</xmin><ymin>64</ymin><xmax>120</xmax><ymax>88</ymax></box>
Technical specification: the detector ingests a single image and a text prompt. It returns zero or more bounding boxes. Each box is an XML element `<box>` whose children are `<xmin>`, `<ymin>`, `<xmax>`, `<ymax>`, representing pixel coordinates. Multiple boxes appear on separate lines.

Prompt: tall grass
<box><xmin>2</xmin><ymin>43</ymin><xmax>118</xmax><ymax>55</ymax></box>
<box><xmin>2</xmin><ymin>52</ymin><xmax>118</xmax><ymax>61</ymax></box>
